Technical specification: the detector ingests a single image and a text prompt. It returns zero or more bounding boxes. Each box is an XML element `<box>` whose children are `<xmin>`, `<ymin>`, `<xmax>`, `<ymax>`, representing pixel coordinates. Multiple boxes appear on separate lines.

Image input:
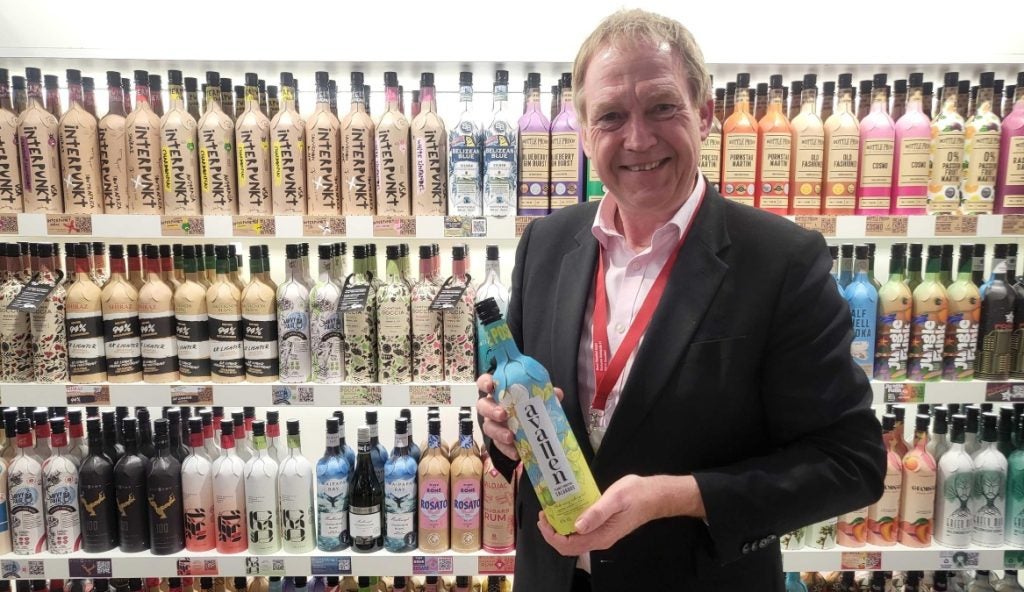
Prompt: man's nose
<box><xmin>622</xmin><ymin>114</ymin><xmax>656</xmax><ymax>152</ymax></box>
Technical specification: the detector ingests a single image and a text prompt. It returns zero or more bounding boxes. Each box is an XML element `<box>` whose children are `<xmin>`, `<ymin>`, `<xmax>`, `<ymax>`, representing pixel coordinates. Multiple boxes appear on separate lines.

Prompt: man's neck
<box><xmin>612</xmin><ymin>194</ymin><xmax>689</xmax><ymax>252</ymax></box>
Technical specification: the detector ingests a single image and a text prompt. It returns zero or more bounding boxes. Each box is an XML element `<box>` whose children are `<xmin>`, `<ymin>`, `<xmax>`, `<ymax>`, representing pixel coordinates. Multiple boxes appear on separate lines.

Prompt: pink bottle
<box><xmin>996</xmin><ymin>72</ymin><xmax>1024</xmax><ymax>213</ymax></box>
<box><xmin>856</xmin><ymin>74</ymin><xmax>896</xmax><ymax>214</ymax></box>
<box><xmin>891</xmin><ymin>73</ymin><xmax>931</xmax><ymax>215</ymax></box>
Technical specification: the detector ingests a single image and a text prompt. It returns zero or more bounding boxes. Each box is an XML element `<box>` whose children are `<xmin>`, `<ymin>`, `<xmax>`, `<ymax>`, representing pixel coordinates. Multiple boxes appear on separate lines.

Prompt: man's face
<box><xmin>580</xmin><ymin>40</ymin><xmax>713</xmax><ymax>211</ymax></box>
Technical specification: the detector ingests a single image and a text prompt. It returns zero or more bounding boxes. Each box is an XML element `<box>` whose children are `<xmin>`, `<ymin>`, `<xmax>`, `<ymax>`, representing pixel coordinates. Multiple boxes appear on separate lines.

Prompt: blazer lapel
<box><xmin>552</xmin><ymin>224</ymin><xmax>599</xmax><ymax>463</ymax></box>
<box><xmin>594</xmin><ymin>190</ymin><xmax>732</xmax><ymax>466</ymax></box>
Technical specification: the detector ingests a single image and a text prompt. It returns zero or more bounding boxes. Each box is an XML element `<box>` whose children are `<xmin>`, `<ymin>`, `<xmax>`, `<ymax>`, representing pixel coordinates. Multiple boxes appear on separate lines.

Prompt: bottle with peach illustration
<box><xmin>898</xmin><ymin>414</ymin><xmax>937</xmax><ymax>547</ymax></box>
<box><xmin>867</xmin><ymin>413</ymin><xmax>903</xmax><ymax>546</ymax></box>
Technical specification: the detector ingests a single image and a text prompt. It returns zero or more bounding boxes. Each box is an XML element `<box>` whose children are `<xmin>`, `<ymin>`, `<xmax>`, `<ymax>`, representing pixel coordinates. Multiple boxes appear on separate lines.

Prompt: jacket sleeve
<box><xmin>692</xmin><ymin>231</ymin><xmax>886</xmax><ymax>565</ymax></box>
<box><xmin>483</xmin><ymin>218</ymin><xmax>536</xmax><ymax>483</ymax></box>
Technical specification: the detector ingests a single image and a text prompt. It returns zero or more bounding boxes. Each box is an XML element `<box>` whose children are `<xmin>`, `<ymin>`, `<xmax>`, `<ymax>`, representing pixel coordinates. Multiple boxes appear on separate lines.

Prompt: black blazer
<box><xmin>488</xmin><ymin>184</ymin><xmax>886</xmax><ymax>591</ymax></box>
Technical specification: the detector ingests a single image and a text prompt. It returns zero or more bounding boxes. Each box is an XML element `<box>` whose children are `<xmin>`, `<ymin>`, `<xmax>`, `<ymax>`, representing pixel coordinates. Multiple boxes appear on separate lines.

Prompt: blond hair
<box><xmin>572</xmin><ymin>9</ymin><xmax>711</xmax><ymax>125</ymax></box>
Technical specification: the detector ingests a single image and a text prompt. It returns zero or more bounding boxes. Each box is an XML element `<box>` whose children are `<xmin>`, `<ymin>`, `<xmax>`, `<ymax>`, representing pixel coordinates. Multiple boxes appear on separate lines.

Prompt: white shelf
<box><xmin>0</xmin><ymin>548</ymin><xmax>514</xmax><ymax>578</ymax></box>
<box><xmin>870</xmin><ymin>380</ymin><xmax>1024</xmax><ymax>406</ymax></box>
<box><xmin>0</xmin><ymin>382</ymin><xmax>478</xmax><ymax>408</ymax></box>
<box><xmin>782</xmin><ymin>544</ymin><xmax>1023</xmax><ymax>572</ymax></box>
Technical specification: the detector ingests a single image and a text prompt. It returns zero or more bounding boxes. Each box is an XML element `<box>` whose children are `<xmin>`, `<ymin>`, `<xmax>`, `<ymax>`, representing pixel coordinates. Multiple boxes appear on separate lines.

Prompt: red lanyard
<box><xmin>590</xmin><ymin>193</ymin><xmax>703</xmax><ymax>417</ymax></box>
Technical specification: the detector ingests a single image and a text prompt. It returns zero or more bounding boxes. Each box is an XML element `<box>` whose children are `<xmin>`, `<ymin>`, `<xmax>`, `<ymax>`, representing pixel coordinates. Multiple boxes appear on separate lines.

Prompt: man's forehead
<box><xmin>588</xmin><ymin>39</ymin><xmax>684</xmax><ymax>77</ymax></box>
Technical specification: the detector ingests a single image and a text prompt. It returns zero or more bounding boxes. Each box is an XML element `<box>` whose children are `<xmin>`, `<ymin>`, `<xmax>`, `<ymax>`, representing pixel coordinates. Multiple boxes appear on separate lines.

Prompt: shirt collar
<box><xmin>592</xmin><ymin>173</ymin><xmax>706</xmax><ymax>252</ymax></box>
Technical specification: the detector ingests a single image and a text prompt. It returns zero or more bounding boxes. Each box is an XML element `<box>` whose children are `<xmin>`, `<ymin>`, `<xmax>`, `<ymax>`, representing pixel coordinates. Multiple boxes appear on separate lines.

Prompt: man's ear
<box><xmin>697</xmin><ymin>96</ymin><xmax>714</xmax><ymax>142</ymax></box>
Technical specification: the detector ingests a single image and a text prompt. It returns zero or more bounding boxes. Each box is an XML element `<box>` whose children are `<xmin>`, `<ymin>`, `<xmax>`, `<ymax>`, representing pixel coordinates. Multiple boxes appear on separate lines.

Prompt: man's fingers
<box><xmin>476</xmin><ymin>394</ymin><xmax>508</xmax><ymax>423</ymax></box>
<box><xmin>476</xmin><ymin>373</ymin><xmax>495</xmax><ymax>394</ymax></box>
<box><xmin>554</xmin><ymin>387</ymin><xmax>564</xmax><ymax>402</ymax></box>
<box><xmin>574</xmin><ymin>495</ymin><xmax>615</xmax><ymax>535</ymax></box>
<box><xmin>481</xmin><ymin>418</ymin><xmax>516</xmax><ymax>446</ymax></box>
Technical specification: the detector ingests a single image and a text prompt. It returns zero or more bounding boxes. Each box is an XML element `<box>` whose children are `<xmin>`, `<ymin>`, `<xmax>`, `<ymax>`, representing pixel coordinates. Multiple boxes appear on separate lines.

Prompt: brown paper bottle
<box><xmin>269</xmin><ymin>72</ymin><xmax>306</xmax><ymax>214</ymax></box>
<box><xmin>160</xmin><ymin>70</ymin><xmax>202</xmax><ymax>215</ymax></box>
<box><xmin>101</xmin><ymin>244</ymin><xmax>143</xmax><ymax>383</ymax></box>
<box><xmin>125</xmin><ymin>70</ymin><xmax>165</xmax><ymax>214</ymax></box>
<box><xmin>411</xmin><ymin>73</ymin><xmax>447</xmax><ymax>215</ymax></box>
<box><xmin>235</xmin><ymin>73</ymin><xmax>272</xmax><ymax>215</ymax></box>
<box><xmin>375</xmin><ymin>72</ymin><xmax>411</xmax><ymax>215</ymax></box>
<box><xmin>206</xmin><ymin>245</ymin><xmax>244</xmax><ymax>383</ymax></box>
<box><xmin>241</xmin><ymin>244</ymin><xmax>278</xmax><ymax>382</ymax></box>
<box><xmin>59</xmin><ymin>69</ymin><xmax>104</xmax><ymax>214</ymax></box>
<box><xmin>18</xmin><ymin>68</ymin><xmax>64</xmax><ymax>213</ymax></box>
<box><xmin>99</xmin><ymin>71</ymin><xmax>131</xmax><ymax>213</ymax></box>
<box><xmin>449</xmin><ymin>419</ymin><xmax>483</xmax><ymax>552</ymax></box>
<box><xmin>174</xmin><ymin>245</ymin><xmax>211</xmax><ymax>382</ymax></box>
<box><xmin>0</xmin><ymin>69</ymin><xmax>24</xmax><ymax>213</ymax></box>
<box><xmin>197</xmin><ymin>72</ymin><xmax>237</xmax><ymax>214</ymax></box>
<box><xmin>66</xmin><ymin>243</ymin><xmax>107</xmax><ymax>383</ymax></box>
<box><xmin>139</xmin><ymin>245</ymin><xmax>179</xmax><ymax>382</ymax></box>
<box><xmin>340</xmin><ymin>72</ymin><xmax>377</xmax><ymax>215</ymax></box>
<box><xmin>305</xmin><ymin>71</ymin><xmax>341</xmax><ymax>215</ymax></box>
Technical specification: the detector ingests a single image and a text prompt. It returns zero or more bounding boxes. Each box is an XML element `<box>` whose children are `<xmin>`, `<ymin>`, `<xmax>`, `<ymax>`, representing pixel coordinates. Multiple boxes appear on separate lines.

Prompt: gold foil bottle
<box><xmin>160</xmin><ymin>70</ymin><xmax>201</xmax><ymax>215</ymax></box>
<box><xmin>269</xmin><ymin>72</ymin><xmax>306</xmax><ymax>214</ymax></box>
<box><xmin>18</xmin><ymin>68</ymin><xmax>64</xmax><ymax>213</ymax></box>
<box><xmin>340</xmin><ymin>72</ymin><xmax>377</xmax><ymax>215</ymax></box>
<box><xmin>139</xmin><ymin>244</ymin><xmax>178</xmax><ymax>382</ymax></box>
<box><xmin>375</xmin><ymin>72</ymin><xmax>412</xmax><ymax>215</ymax></box>
<box><xmin>241</xmin><ymin>244</ymin><xmax>278</xmax><ymax>382</ymax></box>
<box><xmin>31</xmin><ymin>243</ymin><xmax>68</xmax><ymax>382</ymax></box>
<box><xmin>197</xmin><ymin>72</ymin><xmax>237</xmax><ymax>214</ymax></box>
<box><xmin>0</xmin><ymin>69</ymin><xmax>23</xmax><ymax>213</ymax></box>
<box><xmin>207</xmin><ymin>246</ymin><xmax>245</xmax><ymax>383</ymax></box>
<box><xmin>411</xmin><ymin>72</ymin><xmax>447</xmax><ymax>215</ymax></box>
<box><xmin>59</xmin><ymin>69</ymin><xmax>103</xmax><ymax>214</ymax></box>
<box><xmin>174</xmin><ymin>245</ymin><xmax>211</xmax><ymax>382</ymax></box>
<box><xmin>125</xmin><ymin>70</ymin><xmax>164</xmax><ymax>214</ymax></box>
<box><xmin>235</xmin><ymin>73</ymin><xmax>272</xmax><ymax>215</ymax></box>
<box><xmin>306</xmin><ymin>71</ymin><xmax>342</xmax><ymax>215</ymax></box>
<box><xmin>101</xmin><ymin>244</ymin><xmax>142</xmax><ymax>382</ymax></box>
<box><xmin>66</xmin><ymin>243</ymin><xmax>107</xmax><ymax>383</ymax></box>
<box><xmin>99</xmin><ymin>71</ymin><xmax>130</xmax><ymax>213</ymax></box>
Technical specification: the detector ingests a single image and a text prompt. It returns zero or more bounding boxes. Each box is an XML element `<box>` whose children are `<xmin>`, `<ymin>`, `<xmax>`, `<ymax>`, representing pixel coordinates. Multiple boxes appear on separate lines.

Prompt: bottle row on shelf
<box><xmin>0</xmin><ymin>239</ymin><xmax>509</xmax><ymax>385</ymax></box>
<box><xmin>0</xmin><ymin>577</ymin><xmax>510</xmax><ymax>592</ymax></box>
<box><xmin>0</xmin><ymin>403</ymin><xmax>516</xmax><ymax>558</ymax></box>
<box><xmin>840</xmin><ymin>242</ymin><xmax>1021</xmax><ymax>382</ymax></box>
<box><xmin>787</xmin><ymin>569</ymin><xmax>1015</xmax><ymax>591</ymax></box>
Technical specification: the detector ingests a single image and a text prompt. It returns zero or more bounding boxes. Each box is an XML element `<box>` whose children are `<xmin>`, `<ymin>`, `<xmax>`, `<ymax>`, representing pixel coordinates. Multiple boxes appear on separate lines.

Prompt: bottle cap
<box><xmin>326</xmin><ymin>418</ymin><xmax>339</xmax><ymax>434</ymax></box>
<box><xmin>996</xmin><ymin>243</ymin><xmax>1009</xmax><ymax>258</ymax></box>
<box><xmin>133</xmin><ymin>70</ymin><xmax>148</xmax><ymax>85</ymax></box>
<box><xmin>801</xmin><ymin>73</ymin><xmax>817</xmax><ymax>88</ymax></box>
<box><xmin>496</xmin><ymin>70</ymin><xmax>510</xmax><ymax>85</ymax></box>
<box><xmin>460</xmin><ymin>418</ymin><xmax>474</xmax><ymax>436</ymax></box>
<box><xmin>384</xmin><ymin>71</ymin><xmax>398</xmax><ymax>87</ymax></box>
<box><xmin>460</xmin><ymin>71</ymin><xmax>473</xmax><ymax>86</ymax></box>
<box><xmin>159</xmin><ymin>244</ymin><xmax>171</xmax><ymax>258</ymax></box>
<box><xmin>420</xmin><ymin>72</ymin><xmax>434</xmax><ymax>87</ymax></box>
<box><xmin>353</xmin><ymin>244</ymin><xmax>366</xmax><ymax>259</ymax></box>
<box><xmin>200</xmin><ymin>410</ymin><xmax>212</xmax><ymax>426</ymax></box>
<box><xmin>769</xmin><ymin>75</ymin><xmax>783</xmax><ymax>89</ymax></box>
<box><xmin>854</xmin><ymin>245</ymin><xmax>869</xmax><ymax>259</ymax></box>
<box><xmin>453</xmin><ymin>245</ymin><xmax>466</xmax><ymax>260</ymax></box>
<box><xmin>735</xmin><ymin>73</ymin><xmax>750</xmax><ymax>87</ymax></box>
<box><xmin>65</xmin><ymin>69</ymin><xmax>82</xmax><ymax>85</ymax></box>
<box><xmin>958</xmin><ymin>80</ymin><xmax>970</xmax><ymax>94</ymax></box>
<box><xmin>167</xmin><ymin>70</ymin><xmax>183</xmax><ymax>86</ymax></box>
<box><xmin>251</xmin><ymin>420</ymin><xmax>265</xmax><ymax>437</ymax></box>
<box><xmin>147</xmin><ymin>74</ymin><xmax>162</xmax><ymax>92</ymax></box>
<box><xmin>915</xmin><ymin>414</ymin><xmax>930</xmax><ymax>432</ymax></box>
<box><xmin>357</xmin><ymin>426</ymin><xmax>369</xmax><ymax>444</ymax></box>
<box><xmin>386</xmin><ymin>245</ymin><xmax>400</xmax><ymax>259</ymax></box>
<box><xmin>932</xmin><ymin>407</ymin><xmax>948</xmax><ymax>434</ymax></box>
<box><xmin>872</xmin><ymin>73</ymin><xmax>887</xmax><ymax>88</ymax></box>
<box><xmin>44</xmin><ymin>74</ymin><xmax>59</xmax><ymax>89</ymax></box>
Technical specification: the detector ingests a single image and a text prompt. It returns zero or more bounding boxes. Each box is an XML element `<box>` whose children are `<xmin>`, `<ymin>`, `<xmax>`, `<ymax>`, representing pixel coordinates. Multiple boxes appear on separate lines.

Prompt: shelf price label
<box><xmin>66</xmin><ymin>385</ymin><xmax>111</xmax><ymax>405</ymax></box>
<box><xmin>272</xmin><ymin>385</ymin><xmax>315</xmax><ymax>406</ymax></box>
<box><xmin>245</xmin><ymin>557</ymin><xmax>286</xmax><ymax>575</ymax></box>
<box><xmin>1</xmin><ymin>560</ymin><xmax>46</xmax><ymax>578</ymax></box>
<box><xmin>0</xmin><ymin>214</ymin><xmax>19</xmax><ymax>235</ymax></box>
<box><xmin>1003</xmin><ymin>215</ymin><xmax>1024</xmax><ymax>236</ymax></box>
<box><xmin>882</xmin><ymin>383</ymin><xmax>925</xmax><ymax>404</ymax></box>
<box><xmin>477</xmin><ymin>556</ymin><xmax>516</xmax><ymax>575</ymax></box>
<box><xmin>161</xmin><ymin>216</ymin><xmax>206</xmax><ymax>236</ymax></box>
<box><xmin>934</xmin><ymin>215</ymin><xmax>978</xmax><ymax>237</ymax></box>
<box><xmin>176</xmin><ymin>558</ymin><xmax>219</xmax><ymax>576</ymax></box>
<box><xmin>409</xmin><ymin>385</ymin><xmax>452</xmax><ymax>406</ymax></box>
<box><xmin>444</xmin><ymin>216</ymin><xmax>488</xmax><ymax>238</ymax></box>
<box><xmin>170</xmin><ymin>385</ymin><xmax>214</xmax><ymax>406</ymax></box>
<box><xmin>1005</xmin><ymin>550</ymin><xmax>1024</xmax><ymax>569</ymax></box>
<box><xmin>412</xmin><ymin>556</ymin><xmax>454</xmax><ymax>575</ymax></box>
<box><xmin>69</xmin><ymin>558</ymin><xmax>113</xmax><ymax>578</ymax></box>
<box><xmin>839</xmin><ymin>552</ymin><xmax>881</xmax><ymax>570</ymax></box>
<box><xmin>986</xmin><ymin>382</ymin><xmax>1024</xmax><ymax>402</ymax></box>
<box><xmin>303</xmin><ymin>215</ymin><xmax>346</xmax><ymax>237</ymax></box>
<box><xmin>340</xmin><ymin>385</ymin><xmax>382</xmax><ymax>406</ymax></box>
<box><xmin>373</xmin><ymin>215</ymin><xmax>416</xmax><ymax>237</ymax></box>
<box><xmin>865</xmin><ymin>215</ymin><xmax>908</xmax><ymax>237</ymax></box>
<box><xmin>515</xmin><ymin>216</ymin><xmax>539</xmax><ymax>238</ymax></box>
<box><xmin>232</xmin><ymin>215</ymin><xmax>276</xmax><ymax>237</ymax></box>
<box><xmin>939</xmin><ymin>550</ymin><xmax>979</xmax><ymax>569</ymax></box>
<box><xmin>309</xmin><ymin>557</ymin><xmax>352</xmax><ymax>575</ymax></box>
<box><xmin>793</xmin><ymin>215</ymin><xmax>837</xmax><ymax>237</ymax></box>
<box><xmin>46</xmin><ymin>213</ymin><xmax>92</xmax><ymax>236</ymax></box>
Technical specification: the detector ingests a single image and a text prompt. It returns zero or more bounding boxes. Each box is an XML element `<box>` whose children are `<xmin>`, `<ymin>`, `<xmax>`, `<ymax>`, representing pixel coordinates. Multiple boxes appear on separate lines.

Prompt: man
<box><xmin>476</xmin><ymin>9</ymin><xmax>886</xmax><ymax>591</ymax></box>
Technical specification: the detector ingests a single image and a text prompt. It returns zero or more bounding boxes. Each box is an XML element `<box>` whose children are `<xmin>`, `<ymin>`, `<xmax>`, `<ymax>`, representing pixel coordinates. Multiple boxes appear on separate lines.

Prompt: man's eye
<box><xmin>653</xmin><ymin>104</ymin><xmax>677</xmax><ymax>116</ymax></box>
<box><xmin>597</xmin><ymin>112</ymin><xmax>621</xmax><ymax>124</ymax></box>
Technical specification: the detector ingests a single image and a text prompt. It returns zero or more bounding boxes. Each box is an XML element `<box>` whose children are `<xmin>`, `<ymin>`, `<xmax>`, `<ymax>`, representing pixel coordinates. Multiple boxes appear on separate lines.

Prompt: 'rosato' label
<box><xmin>452</xmin><ymin>478</ymin><xmax>482</xmax><ymax>529</ymax></box>
<box><xmin>419</xmin><ymin>477</ymin><xmax>449</xmax><ymax>527</ymax></box>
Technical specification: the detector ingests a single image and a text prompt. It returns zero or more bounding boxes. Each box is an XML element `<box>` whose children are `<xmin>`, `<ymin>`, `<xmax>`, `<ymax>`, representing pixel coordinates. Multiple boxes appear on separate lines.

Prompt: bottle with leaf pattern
<box><xmin>377</xmin><ymin>245</ymin><xmax>411</xmax><ymax>383</ymax></box>
<box><xmin>971</xmin><ymin>412</ymin><xmax>1007</xmax><ymax>547</ymax></box>
<box><xmin>412</xmin><ymin>245</ymin><xmax>443</xmax><ymax>382</ymax></box>
<box><xmin>343</xmin><ymin>245</ymin><xmax>377</xmax><ymax>383</ymax></box>
<box><xmin>277</xmin><ymin>244</ymin><xmax>311</xmax><ymax>383</ymax></box>
<box><xmin>310</xmin><ymin>244</ymin><xmax>343</xmax><ymax>383</ymax></box>
<box><xmin>443</xmin><ymin>246</ymin><xmax>476</xmax><ymax>381</ymax></box>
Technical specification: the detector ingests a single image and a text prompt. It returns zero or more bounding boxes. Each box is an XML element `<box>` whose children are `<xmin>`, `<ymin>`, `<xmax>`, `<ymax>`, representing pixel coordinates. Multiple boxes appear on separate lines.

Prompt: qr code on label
<box><xmin>28</xmin><ymin>562</ymin><xmax>44</xmax><ymax>576</ymax></box>
<box><xmin>0</xmin><ymin>215</ymin><xmax>17</xmax><ymax>234</ymax></box>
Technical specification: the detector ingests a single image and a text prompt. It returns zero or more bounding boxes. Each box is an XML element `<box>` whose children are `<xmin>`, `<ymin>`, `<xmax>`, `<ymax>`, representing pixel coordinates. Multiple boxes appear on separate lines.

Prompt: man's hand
<box><xmin>537</xmin><ymin>474</ymin><xmax>706</xmax><ymax>556</ymax></box>
<box><xmin>476</xmin><ymin>373</ymin><xmax>563</xmax><ymax>462</ymax></box>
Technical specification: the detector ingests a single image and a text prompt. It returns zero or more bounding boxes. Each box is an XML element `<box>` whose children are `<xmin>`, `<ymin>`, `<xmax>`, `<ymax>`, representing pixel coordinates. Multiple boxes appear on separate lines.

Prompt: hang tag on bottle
<box><xmin>339</xmin><ymin>275</ymin><xmax>372</xmax><ymax>312</ymax></box>
<box><xmin>6</xmin><ymin>270</ymin><xmax>64</xmax><ymax>311</ymax></box>
<box><xmin>429</xmin><ymin>275</ymin><xmax>469</xmax><ymax>311</ymax></box>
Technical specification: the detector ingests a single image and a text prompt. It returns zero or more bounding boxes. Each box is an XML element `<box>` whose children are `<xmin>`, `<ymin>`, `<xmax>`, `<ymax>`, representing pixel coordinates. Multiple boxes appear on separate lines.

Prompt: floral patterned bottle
<box><xmin>935</xmin><ymin>414</ymin><xmax>974</xmax><ymax>548</ymax></box>
<box><xmin>898</xmin><ymin>414</ymin><xmax>937</xmax><ymax>547</ymax></box>
<box><xmin>0</xmin><ymin>244</ymin><xmax>32</xmax><ymax>382</ymax></box>
<box><xmin>444</xmin><ymin>246</ymin><xmax>476</xmax><ymax>381</ymax></box>
<box><xmin>377</xmin><ymin>245</ymin><xmax>412</xmax><ymax>383</ymax></box>
<box><xmin>928</xmin><ymin>73</ymin><xmax>966</xmax><ymax>214</ymax></box>
<box><xmin>384</xmin><ymin>417</ymin><xmax>417</xmax><ymax>552</ymax></box>
<box><xmin>316</xmin><ymin>418</ymin><xmax>350</xmax><ymax>552</ymax></box>
<box><xmin>310</xmin><ymin>244</ymin><xmax>343</xmax><ymax>383</ymax></box>
<box><xmin>970</xmin><ymin>412</ymin><xmax>1007</xmax><ymax>546</ymax></box>
<box><xmin>868</xmin><ymin>414</ymin><xmax>902</xmax><ymax>546</ymax></box>
<box><xmin>343</xmin><ymin>245</ymin><xmax>377</xmax><ymax>383</ymax></box>
<box><xmin>277</xmin><ymin>244</ymin><xmax>311</xmax><ymax>383</ymax></box>
<box><xmin>412</xmin><ymin>245</ymin><xmax>443</xmax><ymax>382</ymax></box>
<box><xmin>30</xmin><ymin>243</ymin><xmax>68</xmax><ymax>382</ymax></box>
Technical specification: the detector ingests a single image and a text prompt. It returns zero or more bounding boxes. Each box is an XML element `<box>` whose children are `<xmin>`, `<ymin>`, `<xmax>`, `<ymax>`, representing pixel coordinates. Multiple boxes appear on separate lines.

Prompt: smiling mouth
<box><xmin>622</xmin><ymin>158</ymin><xmax>668</xmax><ymax>172</ymax></box>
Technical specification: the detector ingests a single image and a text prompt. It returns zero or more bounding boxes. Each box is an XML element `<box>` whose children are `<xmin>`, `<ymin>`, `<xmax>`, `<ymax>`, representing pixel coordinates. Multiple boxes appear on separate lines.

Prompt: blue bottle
<box><xmin>839</xmin><ymin>243</ymin><xmax>855</xmax><ymax>289</ymax></box>
<box><xmin>331</xmin><ymin>411</ymin><xmax>356</xmax><ymax>468</ymax></box>
<box><xmin>785</xmin><ymin>573</ymin><xmax>808</xmax><ymax>592</ymax></box>
<box><xmin>316</xmin><ymin>418</ymin><xmax>351</xmax><ymax>551</ymax></box>
<box><xmin>844</xmin><ymin>244</ymin><xmax>878</xmax><ymax>375</ymax></box>
<box><xmin>384</xmin><ymin>418</ymin><xmax>418</xmax><ymax>552</ymax></box>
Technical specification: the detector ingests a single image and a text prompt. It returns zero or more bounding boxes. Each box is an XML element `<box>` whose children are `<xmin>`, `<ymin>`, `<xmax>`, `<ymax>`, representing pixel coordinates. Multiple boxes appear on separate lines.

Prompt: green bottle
<box><xmin>1005</xmin><ymin>414</ymin><xmax>1024</xmax><ymax>546</ymax></box>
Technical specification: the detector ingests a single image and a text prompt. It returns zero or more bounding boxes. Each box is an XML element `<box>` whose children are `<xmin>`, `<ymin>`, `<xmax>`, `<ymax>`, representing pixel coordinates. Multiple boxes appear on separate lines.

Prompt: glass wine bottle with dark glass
<box><xmin>79</xmin><ymin>417</ymin><xmax>118</xmax><ymax>552</ymax></box>
<box><xmin>349</xmin><ymin>426</ymin><xmax>383</xmax><ymax>552</ymax></box>
<box><xmin>364</xmin><ymin>410</ymin><xmax>388</xmax><ymax>484</ymax></box>
<box><xmin>977</xmin><ymin>243</ymin><xmax>1016</xmax><ymax>380</ymax></box>
<box><xmin>166</xmin><ymin>408</ymin><xmax>190</xmax><ymax>462</ymax></box>
<box><xmin>113</xmin><ymin>417</ymin><xmax>149</xmax><ymax>552</ymax></box>
<box><xmin>136</xmin><ymin>408</ymin><xmax>156</xmax><ymax>459</ymax></box>
<box><xmin>101</xmin><ymin>410</ymin><xmax>125</xmax><ymax>465</ymax></box>
<box><xmin>147</xmin><ymin>418</ymin><xmax>185</xmax><ymax>554</ymax></box>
